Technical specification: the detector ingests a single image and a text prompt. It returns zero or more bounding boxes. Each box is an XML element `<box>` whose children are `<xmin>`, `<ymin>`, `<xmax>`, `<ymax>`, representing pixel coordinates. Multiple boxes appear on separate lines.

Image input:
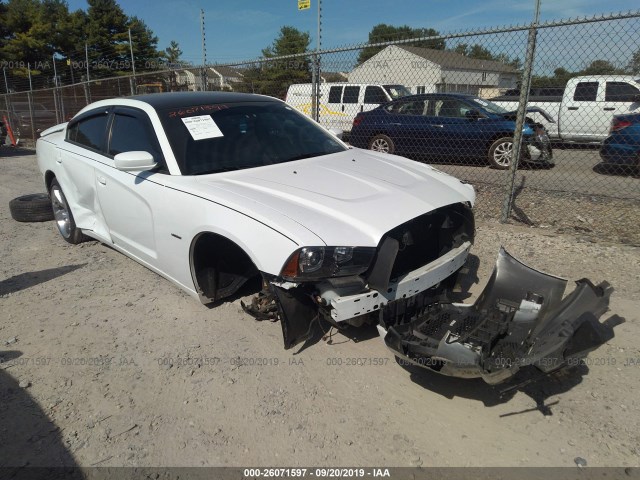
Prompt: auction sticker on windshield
<box><xmin>181</xmin><ymin>115</ymin><xmax>224</xmax><ymax>140</ymax></box>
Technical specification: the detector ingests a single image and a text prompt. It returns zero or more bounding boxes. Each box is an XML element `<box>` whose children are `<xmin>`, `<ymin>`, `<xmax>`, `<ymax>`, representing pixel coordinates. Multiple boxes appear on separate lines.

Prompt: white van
<box><xmin>286</xmin><ymin>83</ymin><xmax>411</xmax><ymax>132</ymax></box>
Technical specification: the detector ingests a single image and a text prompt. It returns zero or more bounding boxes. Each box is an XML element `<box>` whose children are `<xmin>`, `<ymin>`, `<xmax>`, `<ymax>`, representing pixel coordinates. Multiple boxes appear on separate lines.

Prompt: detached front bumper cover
<box><xmin>381</xmin><ymin>247</ymin><xmax>621</xmax><ymax>384</ymax></box>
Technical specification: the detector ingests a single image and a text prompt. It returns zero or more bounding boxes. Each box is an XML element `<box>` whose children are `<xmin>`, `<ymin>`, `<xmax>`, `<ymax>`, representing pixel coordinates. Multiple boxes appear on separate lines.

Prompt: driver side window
<box><xmin>108</xmin><ymin>110</ymin><xmax>167</xmax><ymax>172</ymax></box>
<box><xmin>434</xmin><ymin>99</ymin><xmax>468</xmax><ymax>118</ymax></box>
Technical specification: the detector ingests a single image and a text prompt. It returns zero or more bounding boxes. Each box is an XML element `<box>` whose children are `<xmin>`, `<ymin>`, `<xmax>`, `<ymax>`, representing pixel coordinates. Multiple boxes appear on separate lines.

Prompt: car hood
<box><xmin>181</xmin><ymin>149</ymin><xmax>475</xmax><ymax>247</ymax></box>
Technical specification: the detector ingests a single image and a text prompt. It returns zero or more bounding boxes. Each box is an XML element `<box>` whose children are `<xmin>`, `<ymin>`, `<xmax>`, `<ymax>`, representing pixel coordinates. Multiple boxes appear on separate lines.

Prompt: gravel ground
<box><xmin>473</xmin><ymin>183</ymin><xmax>640</xmax><ymax>247</ymax></box>
<box><xmin>1</xmin><ymin>151</ymin><xmax>639</xmax><ymax>469</ymax></box>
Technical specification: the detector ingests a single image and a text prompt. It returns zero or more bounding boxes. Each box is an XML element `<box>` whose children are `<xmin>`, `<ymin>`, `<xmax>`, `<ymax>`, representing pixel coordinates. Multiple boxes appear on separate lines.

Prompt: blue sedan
<box><xmin>349</xmin><ymin>93</ymin><xmax>553</xmax><ymax>169</ymax></box>
<box><xmin>600</xmin><ymin>113</ymin><xmax>640</xmax><ymax>171</ymax></box>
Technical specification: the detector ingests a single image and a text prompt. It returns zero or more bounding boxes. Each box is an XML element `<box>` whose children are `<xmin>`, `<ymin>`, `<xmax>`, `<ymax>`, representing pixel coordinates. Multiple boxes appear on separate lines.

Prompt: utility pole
<box><xmin>128</xmin><ymin>28</ymin><xmax>137</xmax><ymax>95</ymax></box>
<box><xmin>84</xmin><ymin>42</ymin><xmax>90</xmax><ymax>82</ymax></box>
<box><xmin>3</xmin><ymin>67</ymin><xmax>11</xmax><ymax>117</ymax></box>
<box><xmin>315</xmin><ymin>0</ymin><xmax>322</xmax><ymax>122</ymax></box>
<box><xmin>84</xmin><ymin>42</ymin><xmax>91</xmax><ymax>104</ymax></box>
<box><xmin>52</xmin><ymin>54</ymin><xmax>61</xmax><ymax>123</ymax></box>
<box><xmin>501</xmin><ymin>0</ymin><xmax>541</xmax><ymax>222</ymax></box>
<box><xmin>27</xmin><ymin>63</ymin><xmax>36</xmax><ymax>141</ymax></box>
<box><xmin>200</xmin><ymin>9</ymin><xmax>208</xmax><ymax>91</ymax></box>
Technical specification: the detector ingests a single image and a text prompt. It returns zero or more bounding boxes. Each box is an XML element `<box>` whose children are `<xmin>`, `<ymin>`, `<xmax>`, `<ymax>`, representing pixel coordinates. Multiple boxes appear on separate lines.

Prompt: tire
<box><xmin>488</xmin><ymin>137</ymin><xmax>514</xmax><ymax>170</ymax></box>
<box><xmin>49</xmin><ymin>179</ymin><xmax>89</xmax><ymax>244</ymax></box>
<box><xmin>9</xmin><ymin>193</ymin><xmax>55</xmax><ymax>222</ymax></box>
<box><xmin>369</xmin><ymin>134</ymin><xmax>395</xmax><ymax>154</ymax></box>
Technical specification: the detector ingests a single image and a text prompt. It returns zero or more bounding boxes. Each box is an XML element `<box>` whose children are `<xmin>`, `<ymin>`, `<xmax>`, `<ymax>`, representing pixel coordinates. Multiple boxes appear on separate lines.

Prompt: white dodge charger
<box><xmin>37</xmin><ymin>92</ymin><xmax>616</xmax><ymax>384</ymax></box>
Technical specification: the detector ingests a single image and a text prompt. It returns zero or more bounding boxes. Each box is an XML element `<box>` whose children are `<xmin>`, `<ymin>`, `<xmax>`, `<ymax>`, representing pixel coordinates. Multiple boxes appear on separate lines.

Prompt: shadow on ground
<box><xmin>0</xmin><ymin>350</ymin><xmax>82</xmax><ymax>478</ymax></box>
<box><xmin>400</xmin><ymin>359</ymin><xmax>590</xmax><ymax>414</ymax></box>
<box><xmin>593</xmin><ymin>162</ymin><xmax>639</xmax><ymax>177</ymax></box>
<box><xmin>0</xmin><ymin>146</ymin><xmax>36</xmax><ymax>157</ymax></box>
<box><xmin>0</xmin><ymin>264</ymin><xmax>86</xmax><ymax>296</ymax></box>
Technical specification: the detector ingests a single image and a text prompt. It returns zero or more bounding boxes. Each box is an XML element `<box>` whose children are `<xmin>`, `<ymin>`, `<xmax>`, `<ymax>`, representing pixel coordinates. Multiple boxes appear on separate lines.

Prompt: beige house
<box><xmin>348</xmin><ymin>45</ymin><xmax>519</xmax><ymax>96</ymax></box>
<box><xmin>174</xmin><ymin>66</ymin><xmax>245</xmax><ymax>91</ymax></box>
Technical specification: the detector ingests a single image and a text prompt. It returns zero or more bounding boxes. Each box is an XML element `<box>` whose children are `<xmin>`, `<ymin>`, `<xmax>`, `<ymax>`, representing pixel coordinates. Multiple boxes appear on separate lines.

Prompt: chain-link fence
<box><xmin>2</xmin><ymin>11</ymin><xmax>639</xmax><ymax>243</ymax></box>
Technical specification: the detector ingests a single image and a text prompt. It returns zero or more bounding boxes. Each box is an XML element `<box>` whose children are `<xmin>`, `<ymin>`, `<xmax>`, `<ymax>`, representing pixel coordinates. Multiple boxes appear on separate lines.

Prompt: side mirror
<box><xmin>328</xmin><ymin>128</ymin><xmax>343</xmax><ymax>140</ymax></box>
<box><xmin>114</xmin><ymin>151</ymin><xmax>158</xmax><ymax>172</ymax></box>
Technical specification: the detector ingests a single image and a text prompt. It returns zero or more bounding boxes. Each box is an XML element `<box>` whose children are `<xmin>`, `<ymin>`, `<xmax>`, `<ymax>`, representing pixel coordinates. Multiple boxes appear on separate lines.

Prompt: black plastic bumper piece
<box><xmin>382</xmin><ymin>248</ymin><xmax>620</xmax><ymax>384</ymax></box>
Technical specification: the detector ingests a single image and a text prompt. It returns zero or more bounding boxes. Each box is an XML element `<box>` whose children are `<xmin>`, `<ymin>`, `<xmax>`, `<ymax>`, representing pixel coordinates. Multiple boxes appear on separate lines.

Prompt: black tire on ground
<box><xmin>9</xmin><ymin>193</ymin><xmax>55</xmax><ymax>222</ymax></box>
<box><xmin>49</xmin><ymin>179</ymin><xmax>89</xmax><ymax>244</ymax></box>
<box><xmin>369</xmin><ymin>134</ymin><xmax>395</xmax><ymax>154</ymax></box>
<box><xmin>488</xmin><ymin>137</ymin><xmax>514</xmax><ymax>170</ymax></box>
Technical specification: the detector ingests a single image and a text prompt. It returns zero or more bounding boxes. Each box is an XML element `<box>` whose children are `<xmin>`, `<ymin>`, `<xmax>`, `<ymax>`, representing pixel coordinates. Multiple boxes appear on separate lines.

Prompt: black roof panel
<box><xmin>131</xmin><ymin>91</ymin><xmax>279</xmax><ymax>110</ymax></box>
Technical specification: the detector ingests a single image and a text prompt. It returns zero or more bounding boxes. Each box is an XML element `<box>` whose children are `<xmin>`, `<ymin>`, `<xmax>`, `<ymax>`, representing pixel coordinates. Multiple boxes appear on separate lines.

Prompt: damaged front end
<box><xmin>244</xmin><ymin>202</ymin><xmax>476</xmax><ymax>350</ymax></box>
<box><xmin>380</xmin><ymin>248</ymin><xmax>620</xmax><ymax>384</ymax></box>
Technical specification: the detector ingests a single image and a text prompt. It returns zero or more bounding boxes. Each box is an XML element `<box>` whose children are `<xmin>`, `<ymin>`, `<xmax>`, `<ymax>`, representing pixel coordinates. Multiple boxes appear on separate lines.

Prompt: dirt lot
<box><xmin>1</xmin><ymin>151</ymin><xmax>639</xmax><ymax>468</ymax></box>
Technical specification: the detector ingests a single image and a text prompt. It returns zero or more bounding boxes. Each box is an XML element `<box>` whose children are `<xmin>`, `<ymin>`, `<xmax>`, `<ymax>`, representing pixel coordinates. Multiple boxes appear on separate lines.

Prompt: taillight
<box><xmin>352</xmin><ymin>115</ymin><xmax>362</xmax><ymax>127</ymax></box>
<box><xmin>610</xmin><ymin>118</ymin><xmax>632</xmax><ymax>133</ymax></box>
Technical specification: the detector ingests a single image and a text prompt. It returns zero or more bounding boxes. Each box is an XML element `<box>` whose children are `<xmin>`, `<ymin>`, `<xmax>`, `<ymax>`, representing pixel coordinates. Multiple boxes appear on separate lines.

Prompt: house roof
<box><xmin>211</xmin><ymin>65</ymin><xmax>245</xmax><ymax>78</ymax></box>
<box><xmin>321</xmin><ymin>71</ymin><xmax>349</xmax><ymax>82</ymax></box>
<box><xmin>397</xmin><ymin>45</ymin><xmax>518</xmax><ymax>73</ymax></box>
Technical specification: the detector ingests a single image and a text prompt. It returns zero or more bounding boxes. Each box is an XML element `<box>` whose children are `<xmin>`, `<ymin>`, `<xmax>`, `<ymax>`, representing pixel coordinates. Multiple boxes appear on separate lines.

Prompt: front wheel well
<box><xmin>44</xmin><ymin>171</ymin><xmax>56</xmax><ymax>194</ymax></box>
<box><xmin>486</xmin><ymin>132</ymin><xmax>514</xmax><ymax>150</ymax></box>
<box><xmin>189</xmin><ymin>232</ymin><xmax>259</xmax><ymax>304</ymax></box>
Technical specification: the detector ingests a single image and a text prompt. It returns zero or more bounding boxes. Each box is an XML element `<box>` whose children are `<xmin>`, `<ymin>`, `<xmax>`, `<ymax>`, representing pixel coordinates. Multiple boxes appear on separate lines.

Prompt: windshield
<box><xmin>160</xmin><ymin>101</ymin><xmax>347</xmax><ymax>175</ymax></box>
<box><xmin>470</xmin><ymin>98</ymin><xmax>510</xmax><ymax>114</ymax></box>
<box><xmin>383</xmin><ymin>85</ymin><xmax>411</xmax><ymax>99</ymax></box>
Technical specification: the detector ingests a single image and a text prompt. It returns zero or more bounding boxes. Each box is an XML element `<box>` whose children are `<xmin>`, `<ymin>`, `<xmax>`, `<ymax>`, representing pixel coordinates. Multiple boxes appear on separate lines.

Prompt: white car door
<box><xmin>561</xmin><ymin>80</ymin><xmax>601</xmax><ymax>141</ymax></box>
<box><xmin>602</xmin><ymin>80</ymin><xmax>640</xmax><ymax>129</ymax></box>
<box><xmin>60</xmin><ymin>108</ymin><xmax>112</xmax><ymax>241</ymax></box>
<box><xmin>324</xmin><ymin>85</ymin><xmax>350</xmax><ymax>130</ymax></box>
<box><xmin>93</xmin><ymin>107</ymin><xmax>167</xmax><ymax>265</ymax></box>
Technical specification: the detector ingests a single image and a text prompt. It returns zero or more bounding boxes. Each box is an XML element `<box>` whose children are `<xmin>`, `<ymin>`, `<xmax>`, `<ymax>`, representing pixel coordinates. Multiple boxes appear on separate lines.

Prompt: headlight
<box><xmin>281</xmin><ymin>246</ymin><xmax>376</xmax><ymax>281</ymax></box>
<box><xmin>299</xmin><ymin>247</ymin><xmax>324</xmax><ymax>273</ymax></box>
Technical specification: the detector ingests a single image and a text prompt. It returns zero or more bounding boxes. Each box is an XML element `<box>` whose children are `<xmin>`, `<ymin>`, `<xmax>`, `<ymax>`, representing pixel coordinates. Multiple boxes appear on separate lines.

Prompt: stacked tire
<box><xmin>9</xmin><ymin>193</ymin><xmax>55</xmax><ymax>222</ymax></box>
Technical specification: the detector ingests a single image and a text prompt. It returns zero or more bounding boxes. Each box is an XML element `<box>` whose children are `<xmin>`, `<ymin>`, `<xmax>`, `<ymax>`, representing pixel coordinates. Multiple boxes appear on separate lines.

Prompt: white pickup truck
<box><xmin>489</xmin><ymin>75</ymin><xmax>640</xmax><ymax>144</ymax></box>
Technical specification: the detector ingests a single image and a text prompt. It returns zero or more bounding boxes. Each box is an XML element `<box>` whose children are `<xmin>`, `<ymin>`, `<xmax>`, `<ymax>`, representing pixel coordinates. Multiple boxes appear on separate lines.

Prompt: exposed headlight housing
<box><xmin>281</xmin><ymin>246</ymin><xmax>376</xmax><ymax>281</ymax></box>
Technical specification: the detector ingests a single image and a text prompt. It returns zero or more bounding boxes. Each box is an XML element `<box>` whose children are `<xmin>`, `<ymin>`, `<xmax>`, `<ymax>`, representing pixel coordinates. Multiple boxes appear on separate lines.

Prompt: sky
<box><xmin>64</xmin><ymin>0</ymin><xmax>637</xmax><ymax>65</ymax></box>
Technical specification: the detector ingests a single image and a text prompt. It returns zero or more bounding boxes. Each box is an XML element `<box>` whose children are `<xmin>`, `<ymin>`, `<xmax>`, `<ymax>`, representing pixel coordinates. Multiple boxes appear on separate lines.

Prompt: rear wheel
<box><xmin>50</xmin><ymin>179</ymin><xmax>89</xmax><ymax>244</ymax></box>
<box><xmin>488</xmin><ymin>137</ymin><xmax>514</xmax><ymax>169</ymax></box>
<box><xmin>369</xmin><ymin>134</ymin><xmax>395</xmax><ymax>154</ymax></box>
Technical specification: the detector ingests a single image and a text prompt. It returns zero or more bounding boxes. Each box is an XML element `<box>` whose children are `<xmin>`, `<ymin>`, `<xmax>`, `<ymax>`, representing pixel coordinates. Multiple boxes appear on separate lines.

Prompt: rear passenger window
<box><xmin>343</xmin><ymin>86</ymin><xmax>360</xmax><ymax>104</ymax></box>
<box><xmin>67</xmin><ymin>113</ymin><xmax>109</xmax><ymax>151</ymax></box>
<box><xmin>387</xmin><ymin>100</ymin><xmax>428</xmax><ymax>115</ymax></box>
<box><xmin>328</xmin><ymin>86</ymin><xmax>342</xmax><ymax>103</ymax></box>
<box><xmin>573</xmin><ymin>82</ymin><xmax>598</xmax><ymax>102</ymax></box>
<box><xmin>605</xmin><ymin>82</ymin><xmax>640</xmax><ymax>102</ymax></box>
<box><xmin>364</xmin><ymin>86</ymin><xmax>387</xmax><ymax>104</ymax></box>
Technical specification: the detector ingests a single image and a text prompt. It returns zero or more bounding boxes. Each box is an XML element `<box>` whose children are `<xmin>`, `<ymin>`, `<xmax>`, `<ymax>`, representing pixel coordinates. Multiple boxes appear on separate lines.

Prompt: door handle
<box><xmin>389</xmin><ymin>122</ymin><xmax>402</xmax><ymax>126</ymax></box>
<box><xmin>603</xmin><ymin>107</ymin><xmax>615</xmax><ymax>111</ymax></box>
<box><xmin>431</xmin><ymin>124</ymin><xmax>444</xmax><ymax>128</ymax></box>
<box><xmin>567</xmin><ymin>107</ymin><xmax>579</xmax><ymax>111</ymax></box>
<box><xmin>341</xmin><ymin>105</ymin><xmax>345</xmax><ymax>112</ymax></box>
<box><xmin>97</xmin><ymin>176</ymin><xmax>106</xmax><ymax>185</ymax></box>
